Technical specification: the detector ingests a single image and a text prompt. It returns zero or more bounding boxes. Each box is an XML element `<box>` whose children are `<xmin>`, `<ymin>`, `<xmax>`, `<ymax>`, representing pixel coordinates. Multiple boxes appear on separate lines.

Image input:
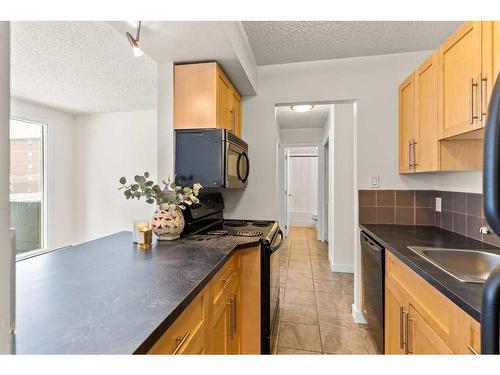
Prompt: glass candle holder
<box><xmin>133</xmin><ymin>220</ymin><xmax>150</xmax><ymax>243</ymax></box>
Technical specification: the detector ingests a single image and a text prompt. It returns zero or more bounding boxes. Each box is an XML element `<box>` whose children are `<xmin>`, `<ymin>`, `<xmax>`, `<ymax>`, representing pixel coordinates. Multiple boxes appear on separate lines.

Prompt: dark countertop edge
<box><xmin>133</xmin><ymin>239</ymin><xmax>260</xmax><ymax>354</ymax></box>
<box><xmin>359</xmin><ymin>225</ymin><xmax>481</xmax><ymax>322</ymax></box>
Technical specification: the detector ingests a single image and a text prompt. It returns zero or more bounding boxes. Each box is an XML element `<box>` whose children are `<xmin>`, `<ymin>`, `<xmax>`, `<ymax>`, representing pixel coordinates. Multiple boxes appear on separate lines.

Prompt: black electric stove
<box><xmin>181</xmin><ymin>193</ymin><xmax>283</xmax><ymax>354</ymax></box>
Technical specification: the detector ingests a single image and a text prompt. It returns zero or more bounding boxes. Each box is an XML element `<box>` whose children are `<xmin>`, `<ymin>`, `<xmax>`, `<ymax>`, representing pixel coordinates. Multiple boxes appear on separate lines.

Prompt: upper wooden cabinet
<box><xmin>399</xmin><ymin>53</ymin><xmax>439</xmax><ymax>174</ymax></box>
<box><xmin>174</xmin><ymin>62</ymin><xmax>243</xmax><ymax>137</ymax></box>
<box><xmin>399</xmin><ymin>73</ymin><xmax>416</xmax><ymax>174</ymax></box>
<box><xmin>438</xmin><ymin>22</ymin><xmax>484</xmax><ymax>139</ymax></box>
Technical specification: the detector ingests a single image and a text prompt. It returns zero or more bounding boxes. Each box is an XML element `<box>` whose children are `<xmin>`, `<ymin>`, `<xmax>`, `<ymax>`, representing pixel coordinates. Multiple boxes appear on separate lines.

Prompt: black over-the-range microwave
<box><xmin>175</xmin><ymin>129</ymin><xmax>249</xmax><ymax>189</ymax></box>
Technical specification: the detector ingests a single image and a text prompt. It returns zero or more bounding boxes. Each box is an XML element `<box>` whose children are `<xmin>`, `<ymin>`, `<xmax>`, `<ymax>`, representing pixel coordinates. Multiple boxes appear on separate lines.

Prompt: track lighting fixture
<box><xmin>126</xmin><ymin>21</ymin><xmax>144</xmax><ymax>57</ymax></box>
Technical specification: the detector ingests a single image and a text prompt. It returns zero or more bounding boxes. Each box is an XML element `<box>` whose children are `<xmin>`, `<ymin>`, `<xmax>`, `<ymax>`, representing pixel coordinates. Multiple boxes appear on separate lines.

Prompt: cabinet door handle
<box><xmin>399</xmin><ymin>306</ymin><xmax>405</xmax><ymax>349</ymax></box>
<box><xmin>408</xmin><ymin>140</ymin><xmax>413</xmax><ymax>170</ymax></box>
<box><xmin>172</xmin><ymin>331</ymin><xmax>190</xmax><ymax>355</ymax></box>
<box><xmin>479</xmin><ymin>73</ymin><xmax>488</xmax><ymax>121</ymax></box>
<box><xmin>467</xmin><ymin>344</ymin><xmax>479</xmax><ymax>355</ymax></box>
<box><xmin>223</xmin><ymin>268</ymin><xmax>238</xmax><ymax>285</ymax></box>
<box><xmin>412</xmin><ymin>139</ymin><xmax>418</xmax><ymax>169</ymax></box>
<box><xmin>232</xmin><ymin>294</ymin><xmax>238</xmax><ymax>333</ymax></box>
<box><xmin>406</xmin><ymin>316</ymin><xmax>414</xmax><ymax>354</ymax></box>
<box><xmin>231</xmin><ymin>294</ymin><xmax>237</xmax><ymax>334</ymax></box>
<box><xmin>469</xmin><ymin>78</ymin><xmax>479</xmax><ymax>124</ymax></box>
<box><xmin>226</xmin><ymin>301</ymin><xmax>233</xmax><ymax>338</ymax></box>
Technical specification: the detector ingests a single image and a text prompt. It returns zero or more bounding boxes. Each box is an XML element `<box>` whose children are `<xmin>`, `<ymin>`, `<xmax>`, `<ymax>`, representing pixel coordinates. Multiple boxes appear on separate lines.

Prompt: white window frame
<box><xmin>10</xmin><ymin>117</ymin><xmax>48</xmax><ymax>260</ymax></box>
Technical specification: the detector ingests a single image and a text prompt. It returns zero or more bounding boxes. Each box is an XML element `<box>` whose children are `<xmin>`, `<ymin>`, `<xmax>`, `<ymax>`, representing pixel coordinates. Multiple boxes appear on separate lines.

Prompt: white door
<box><xmin>288</xmin><ymin>151</ymin><xmax>318</xmax><ymax>227</ymax></box>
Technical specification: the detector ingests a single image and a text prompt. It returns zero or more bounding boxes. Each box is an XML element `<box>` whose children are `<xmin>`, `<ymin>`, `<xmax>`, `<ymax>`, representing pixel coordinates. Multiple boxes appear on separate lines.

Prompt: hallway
<box><xmin>277</xmin><ymin>227</ymin><xmax>378</xmax><ymax>354</ymax></box>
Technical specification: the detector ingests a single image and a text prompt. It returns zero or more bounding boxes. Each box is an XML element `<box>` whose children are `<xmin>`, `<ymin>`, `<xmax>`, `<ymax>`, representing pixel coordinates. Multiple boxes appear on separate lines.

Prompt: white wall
<box><xmin>0</xmin><ymin>21</ymin><xmax>12</xmax><ymax>354</ymax></box>
<box><xmin>224</xmin><ymin>50</ymin><xmax>484</xmax><ymax>221</ymax></box>
<box><xmin>157</xmin><ymin>62</ymin><xmax>175</xmax><ymax>182</ymax></box>
<box><xmin>10</xmin><ymin>98</ymin><xmax>76</xmax><ymax>251</ymax></box>
<box><xmin>280</xmin><ymin>128</ymin><xmax>324</xmax><ymax>145</ymax></box>
<box><xmin>332</xmin><ymin>104</ymin><xmax>355</xmax><ymax>272</ymax></box>
<box><xmin>74</xmin><ymin>110</ymin><xmax>158</xmax><ymax>244</ymax></box>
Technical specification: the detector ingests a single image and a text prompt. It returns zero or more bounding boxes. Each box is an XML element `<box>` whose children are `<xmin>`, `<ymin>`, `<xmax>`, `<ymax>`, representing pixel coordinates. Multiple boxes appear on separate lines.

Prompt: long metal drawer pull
<box><xmin>399</xmin><ymin>306</ymin><xmax>405</xmax><ymax>349</ymax></box>
<box><xmin>223</xmin><ymin>268</ymin><xmax>238</xmax><ymax>285</ymax></box>
<box><xmin>467</xmin><ymin>344</ymin><xmax>479</xmax><ymax>355</ymax></box>
<box><xmin>408</xmin><ymin>140</ymin><xmax>413</xmax><ymax>169</ymax></box>
<box><xmin>232</xmin><ymin>294</ymin><xmax>237</xmax><ymax>334</ymax></box>
<box><xmin>226</xmin><ymin>301</ymin><xmax>233</xmax><ymax>338</ymax></box>
<box><xmin>469</xmin><ymin>78</ymin><xmax>479</xmax><ymax>124</ymax></box>
<box><xmin>479</xmin><ymin>74</ymin><xmax>488</xmax><ymax>120</ymax></box>
<box><xmin>402</xmin><ymin>309</ymin><xmax>408</xmax><ymax>351</ymax></box>
<box><xmin>406</xmin><ymin>316</ymin><xmax>414</xmax><ymax>354</ymax></box>
<box><xmin>412</xmin><ymin>139</ymin><xmax>418</xmax><ymax>169</ymax></box>
<box><xmin>172</xmin><ymin>331</ymin><xmax>190</xmax><ymax>355</ymax></box>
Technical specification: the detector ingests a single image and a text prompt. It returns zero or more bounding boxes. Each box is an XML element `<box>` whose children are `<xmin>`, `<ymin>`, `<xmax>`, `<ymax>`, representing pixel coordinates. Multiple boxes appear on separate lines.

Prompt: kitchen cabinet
<box><xmin>438</xmin><ymin>22</ymin><xmax>484</xmax><ymax>139</ymax></box>
<box><xmin>398</xmin><ymin>73</ymin><xmax>416</xmax><ymax>173</ymax></box>
<box><xmin>148</xmin><ymin>287</ymin><xmax>209</xmax><ymax>355</ymax></box>
<box><xmin>384</xmin><ymin>278</ymin><xmax>408</xmax><ymax>354</ymax></box>
<box><xmin>406</xmin><ymin>305</ymin><xmax>453</xmax><ymax>354</ymax></box>
<box><xmin>209</xmin><ymin>252</ymin><xmax>241</xmax><ymax>354</ymax></box>
<box><xmin>385</xmin><ymin>251</ymin><xmax>480</xmax><ymax>355</ymax></box>
<box><xmin>174</xmin><ymin>62</ymin><xmax>243</xmax><ymax>137</ymax></box>
<box><xmin>414</xmin><ymin>53</ymin><xmax>439</xmax><ymax>172</ymax></box>
<box><xmin>147</xmin><ymin>245</ymin><xmax>262</xmax><ymax>355</ymax></box>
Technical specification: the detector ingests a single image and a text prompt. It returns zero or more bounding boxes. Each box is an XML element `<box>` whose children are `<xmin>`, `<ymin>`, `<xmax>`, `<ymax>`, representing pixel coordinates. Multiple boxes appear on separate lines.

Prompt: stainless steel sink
<box><xmin>407</xmin><ymin>246</ymin><xmax>500</xmax><ymax>283</ymax></box>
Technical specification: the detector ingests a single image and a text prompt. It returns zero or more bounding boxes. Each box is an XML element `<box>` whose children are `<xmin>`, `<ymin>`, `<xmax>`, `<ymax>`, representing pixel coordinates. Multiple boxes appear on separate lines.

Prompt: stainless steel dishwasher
<box><xmin>360</xmin><ymin>231</ymin><xmax>384</xmax><ymax>353</ymax></box>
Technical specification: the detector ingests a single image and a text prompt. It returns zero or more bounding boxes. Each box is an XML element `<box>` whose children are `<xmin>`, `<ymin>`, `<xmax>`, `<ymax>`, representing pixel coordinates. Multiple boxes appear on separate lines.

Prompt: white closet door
<box><xmin>289</xmin><ymin>155</ymin><xmax>318</xmax><ymax>226</ymax></box>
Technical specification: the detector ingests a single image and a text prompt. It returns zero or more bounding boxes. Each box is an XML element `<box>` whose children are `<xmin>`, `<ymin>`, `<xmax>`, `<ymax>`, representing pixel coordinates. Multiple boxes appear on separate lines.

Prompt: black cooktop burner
<box><xmin>251</xmin><ymin>221</ymin><xmax>273</xmax><ymax>227</ymax></box>
<box><xmin>207</xmin><ymin>230</ymin><xmax>230</xmax><ymax>236</ymax></box>
<box><xmin>232</xmin><ymin>231</ymin><xmax>263</xmax><ymax>237</ymax></box>
<box><xmin>224</xmin><ymin>221</ymin><xmax>249</xmax><ymax>227</ymax></box>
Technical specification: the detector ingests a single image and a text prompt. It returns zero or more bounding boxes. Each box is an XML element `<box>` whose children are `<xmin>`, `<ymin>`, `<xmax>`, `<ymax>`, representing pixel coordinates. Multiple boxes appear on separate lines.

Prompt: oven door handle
<box><xmin>269</xmin><ymin>229</ymin><xmax>284</xmax><ymax>253</ymax></box>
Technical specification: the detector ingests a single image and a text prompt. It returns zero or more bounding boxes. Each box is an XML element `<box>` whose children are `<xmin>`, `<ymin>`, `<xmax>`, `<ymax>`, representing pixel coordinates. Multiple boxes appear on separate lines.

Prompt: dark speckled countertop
<box><xmin>15</xmin><ymin>231</ymin><xmax>260</xmax><ymax>354</ymax></box>
<box><xmin>360</xmin><ymin>224</ymin><xmax>500</xmax><ymax>322</ymax></box>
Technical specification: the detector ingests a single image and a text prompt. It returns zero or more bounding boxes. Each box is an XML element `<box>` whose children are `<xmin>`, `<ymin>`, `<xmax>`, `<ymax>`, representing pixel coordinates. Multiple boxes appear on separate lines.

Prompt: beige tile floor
<box><xmin>276</xmin><ymin>226</ymin><xmax>380</xmax><ymax>355</ymax></box>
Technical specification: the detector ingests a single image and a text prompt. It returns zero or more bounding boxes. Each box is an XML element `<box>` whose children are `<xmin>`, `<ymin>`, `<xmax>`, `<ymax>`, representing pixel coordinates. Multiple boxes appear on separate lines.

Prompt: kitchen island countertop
<box><xmin>15</xmin><ymin>231</ymin><xmax>260</xmax><ymax>354</ymax></box>
<box><xmin>360</xmin><ymin>224</ymin><xmax>500</xmax><ymax>322</ymax></box>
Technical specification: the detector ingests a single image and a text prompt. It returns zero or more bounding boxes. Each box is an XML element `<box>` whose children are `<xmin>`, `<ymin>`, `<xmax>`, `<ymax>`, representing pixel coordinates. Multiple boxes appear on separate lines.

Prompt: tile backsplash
<box><xmin>359</xmin><ymin>189</ymin><xmax>500</xmax><ymax>247</ymax></box>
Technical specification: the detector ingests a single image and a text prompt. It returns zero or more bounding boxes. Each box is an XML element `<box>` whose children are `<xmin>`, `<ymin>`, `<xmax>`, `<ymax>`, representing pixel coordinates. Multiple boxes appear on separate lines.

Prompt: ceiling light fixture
<box><xmin>126</xmin><ymin>21</ymin><xmax>144</xmax><ymax>57</ymax></box>
<box><xmin>290</xmin><ymin>104</ymin><xmax>315</xmax><ymax>112</ymax></box>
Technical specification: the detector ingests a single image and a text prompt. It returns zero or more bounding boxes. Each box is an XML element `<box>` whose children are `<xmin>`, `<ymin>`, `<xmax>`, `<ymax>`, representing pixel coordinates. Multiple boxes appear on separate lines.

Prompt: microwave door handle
<box><xmin>237</xmin><ymin>152</ymin><xmax>250</xmax><ymax>183</ymax></box>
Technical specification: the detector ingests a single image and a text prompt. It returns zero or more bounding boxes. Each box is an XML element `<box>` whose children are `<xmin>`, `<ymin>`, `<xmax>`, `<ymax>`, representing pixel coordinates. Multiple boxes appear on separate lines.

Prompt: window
<box><xmin>10</xmin><ymin>118</ymin><xmax>46</xmax><ymax>255</ymax></box>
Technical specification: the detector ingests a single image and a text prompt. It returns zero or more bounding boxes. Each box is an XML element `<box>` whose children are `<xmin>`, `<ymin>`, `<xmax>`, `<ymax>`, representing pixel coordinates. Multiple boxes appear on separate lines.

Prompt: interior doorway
<box><xmin>287</xmin><ymin>147</ymin><xmax>318</xmax><ymax>228</ymax></box>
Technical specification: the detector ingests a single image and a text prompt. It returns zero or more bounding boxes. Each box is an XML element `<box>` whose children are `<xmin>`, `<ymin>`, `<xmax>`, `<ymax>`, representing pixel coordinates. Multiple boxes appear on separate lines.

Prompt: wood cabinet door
<box><xmin>415</xmin><ymin>52</ymin><xmax>439</xmax><ymax>172</ymax></box>
<box><xmin>482</xmin><ymin>21</ymin><xmax>500</xmax><ymax>122</ymax></box>
<box><xmin>399</xmin><ymin>73</ymin><xmax>416</xmax><ymax>174</ymax></box>
<box><xmin>210</xmin><ymin>298</ymin><xmax>231</xmax><ymax>354</ymax></box>
<box><xmin>384</xmin><ymin>278</ymin><xmax>408</xmax><ymax>354</ymax></box>
<box><xmin>228</xmin><ymin>276</ymin><xmax>241</xmax><ymax>354</ymax></box>
<box><xmin>216</xmin><ymin>71</ymin><xmax>231</xmax><ymax>131</ymax></box>
<box><xmin>407</xmin><ymin>305</ymin><xmax>453</xmax><ymax>354</ymax></box>
<box><xmin>438</xmin><ymin>22</ymin><xmax>483</xmax><ymax>139</ymax></box>
<box><xmin>231</xmin><ymin>91</ymin><xmax>242</xmax><ymax>137</ymax></box>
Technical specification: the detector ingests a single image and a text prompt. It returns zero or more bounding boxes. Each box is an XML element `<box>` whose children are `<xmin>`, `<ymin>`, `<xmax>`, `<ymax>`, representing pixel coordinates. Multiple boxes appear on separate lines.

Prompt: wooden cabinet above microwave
<box><xmin>174</xmin><ymin>62</ymin><xmax>242</xmax><ymax>137</ymax></box>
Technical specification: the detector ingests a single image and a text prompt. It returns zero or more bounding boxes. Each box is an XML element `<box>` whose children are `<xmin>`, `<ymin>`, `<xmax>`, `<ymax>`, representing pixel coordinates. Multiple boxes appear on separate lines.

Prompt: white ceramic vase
<box><xmin>151</xmin><ymin>206</ymin><xmax>185</xmax><ymax>241</ymax></box>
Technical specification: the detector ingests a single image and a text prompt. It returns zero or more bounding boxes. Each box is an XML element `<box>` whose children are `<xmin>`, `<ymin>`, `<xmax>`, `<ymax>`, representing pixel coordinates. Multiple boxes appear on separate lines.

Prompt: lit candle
<box><xmin>133</xmin><ymin>220</ymin><xmax>150</xmax><ymax>243</ymax></box>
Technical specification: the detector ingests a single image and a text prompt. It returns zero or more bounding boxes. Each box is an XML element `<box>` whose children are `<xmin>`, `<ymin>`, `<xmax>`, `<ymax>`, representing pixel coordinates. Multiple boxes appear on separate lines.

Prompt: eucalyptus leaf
<box><xmin>119</xmin><ymin>177</ymin><xmax>127</xmax><ymax>185</ymax></box>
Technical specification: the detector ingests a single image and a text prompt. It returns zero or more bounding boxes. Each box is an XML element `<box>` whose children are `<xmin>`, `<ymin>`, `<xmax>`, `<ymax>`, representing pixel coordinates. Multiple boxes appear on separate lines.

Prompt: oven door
<box><xmin>269</xmin><ymin>229</ymin><xmax>284</xmax><ymax>353</ymax></box>
<box><xmin>226</xmin><ymin>141</ymin><xmax>249</xmax><ymax>188</ymax></box>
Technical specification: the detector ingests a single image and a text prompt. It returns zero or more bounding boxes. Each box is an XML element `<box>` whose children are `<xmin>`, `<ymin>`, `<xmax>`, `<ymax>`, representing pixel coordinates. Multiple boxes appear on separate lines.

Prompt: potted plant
<box><xmin>118</xmin><ymin>172</ymin><xmax>202</xmax><ymax>240</ymax></box>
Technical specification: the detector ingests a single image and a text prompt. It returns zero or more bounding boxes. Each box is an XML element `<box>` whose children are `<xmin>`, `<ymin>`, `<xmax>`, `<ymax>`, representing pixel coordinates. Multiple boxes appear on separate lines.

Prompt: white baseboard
<box><xmin>351</xmin><ymin>304</ymin><xmax>367</xmax><ymax>324</ymax></box>
<box><xmin>289</xmin><ymin>220</ymin><xmax>316</xmax><ymax>227</ymax></box>
<box><xmin>330</xmin><ymin>262</ymin><xmax>354</xmax><ymax>273</ymax></box>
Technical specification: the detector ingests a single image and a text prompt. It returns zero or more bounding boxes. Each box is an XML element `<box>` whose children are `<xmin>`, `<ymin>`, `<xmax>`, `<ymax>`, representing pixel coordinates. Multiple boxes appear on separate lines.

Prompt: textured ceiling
<box><xmin>243</xmin><ymin>21</ymin><xmax>462</xmax><ymax>65</ymax></box>
<box><xmin>11</xmin><ymin>22</ymin><xmax>158</xmax><ymax>114</ymax></box>
<box><xmin>277</xmin><ymin>105</ymin><xmax>331</xmax><ymax>129</ymax></box>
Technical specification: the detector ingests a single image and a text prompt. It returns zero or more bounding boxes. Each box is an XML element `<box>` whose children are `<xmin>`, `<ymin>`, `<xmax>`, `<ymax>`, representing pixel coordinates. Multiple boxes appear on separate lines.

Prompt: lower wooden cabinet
<box><xmin>148</xmin><ymin>287</ymin><xmax>209</xmax><ymax>355</ymax></box>
<box><xmin>148</xmin><ymin>245</ymin><xmax>261</xmax><ymax>355</ymax></box>
<box><xmin>385</xmin><ymin>251</ymin><xmax>480</xmax><ymax>355</ymax></box>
